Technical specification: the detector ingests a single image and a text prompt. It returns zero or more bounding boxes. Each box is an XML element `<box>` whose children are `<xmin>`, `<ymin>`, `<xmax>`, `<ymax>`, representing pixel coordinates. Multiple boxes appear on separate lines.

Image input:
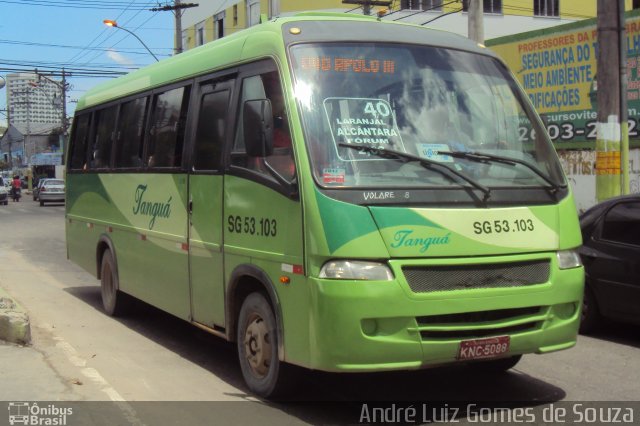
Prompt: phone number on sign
<box><xmin>519</xmin><ymin>118</ymin><xmax>640</xmax><ymax>142</ymax></box>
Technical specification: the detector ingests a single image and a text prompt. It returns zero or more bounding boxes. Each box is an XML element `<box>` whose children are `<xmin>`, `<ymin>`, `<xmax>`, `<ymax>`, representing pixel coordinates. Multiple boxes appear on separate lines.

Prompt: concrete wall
<box><xmin>558</xmin><ymin>149</ymin><xmax>640</xmax><ymax>213</ymax></box>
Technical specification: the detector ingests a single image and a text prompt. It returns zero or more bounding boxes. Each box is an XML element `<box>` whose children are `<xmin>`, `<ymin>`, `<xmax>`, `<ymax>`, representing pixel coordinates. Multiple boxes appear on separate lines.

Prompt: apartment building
<box><xmin>5</xmin><ymin>73</ymin><xmax>63</xmax><ymax>132</ymax></box>
<box><xmin>180</xmin><ymin>0</ymin><xmax>604</xmax><ymax>50</ymax></box>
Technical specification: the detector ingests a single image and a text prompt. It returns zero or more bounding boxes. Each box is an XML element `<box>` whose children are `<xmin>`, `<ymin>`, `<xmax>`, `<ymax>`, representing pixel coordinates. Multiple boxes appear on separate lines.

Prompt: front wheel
<box><xmin>100</xmin><ymin>249</ymin><xmax>130</xmax><ymax>316</ymax></box>
<box><xmin>237</xmin><ymin>292</ymin><xmax>293</xmax><ymax>398</ymax></box>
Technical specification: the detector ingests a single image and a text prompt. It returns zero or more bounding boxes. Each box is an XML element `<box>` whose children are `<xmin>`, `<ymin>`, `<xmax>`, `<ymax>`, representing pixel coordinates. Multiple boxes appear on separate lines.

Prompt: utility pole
<box><xmin>619</xmin><ymin>0</ymin><xmax>629</xmax><ymax>195</ymax></box>
<box><xmin>151</xmin><ymin>1</ymin><xmax>199</xmax><ymax>55</ymax></box>
<box><xmin>468</xmin><ymin>0</ymin><xmax>484</xmax><ymax>43</ymax></box>
<box><xmin>341</xmin><ymin>1</ymin><xmax>392</xmax><ymax>16</ymax></box>
<box><xmin>31</xmin><ymin>69</ymin><xmax>70</xmax><ymax>169</ymax></box>
<box><xmin>595</xmin><ymin>0</ymin><xmax>627</xmax><ymax>201</ymax></box>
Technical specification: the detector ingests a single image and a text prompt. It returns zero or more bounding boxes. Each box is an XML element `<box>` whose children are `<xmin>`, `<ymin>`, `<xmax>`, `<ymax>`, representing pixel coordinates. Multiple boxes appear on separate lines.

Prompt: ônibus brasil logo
<box><xmin>7</xmin><ymin>402</ymin><xmax>72</xmax><ymax>426</ymax></box>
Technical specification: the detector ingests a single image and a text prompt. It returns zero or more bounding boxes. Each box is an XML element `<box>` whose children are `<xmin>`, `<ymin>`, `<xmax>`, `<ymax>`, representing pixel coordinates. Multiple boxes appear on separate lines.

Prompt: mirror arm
<box><xmin>263</xmin><ymin>161</ymin><xmax>299</xmax><ymax>199</ymax></box>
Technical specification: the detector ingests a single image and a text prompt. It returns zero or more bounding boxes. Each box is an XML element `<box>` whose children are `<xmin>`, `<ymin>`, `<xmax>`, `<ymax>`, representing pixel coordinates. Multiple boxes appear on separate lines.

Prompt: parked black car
<box><xmin>578</xmin><ymin>194</ymin><xmax>640</xmax><ymax>333</ymax></box>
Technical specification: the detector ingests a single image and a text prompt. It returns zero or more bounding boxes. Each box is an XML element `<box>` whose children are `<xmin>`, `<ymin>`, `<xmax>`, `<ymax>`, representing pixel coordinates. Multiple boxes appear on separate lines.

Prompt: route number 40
<box><xmin>364</xmin><ymin>101</ymin><xmax>391</xmax><ymax>118</ymax></box>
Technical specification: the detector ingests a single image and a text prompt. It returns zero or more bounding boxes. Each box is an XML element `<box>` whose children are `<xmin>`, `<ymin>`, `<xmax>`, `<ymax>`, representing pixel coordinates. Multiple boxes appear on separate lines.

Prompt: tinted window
<box><xmin>89</xmin><ymin>105</ymin><xmax>118</xmax><ymax>169</ymax></box>
<box><xmin>193</xmin><ymin>90</ymin><xmax>229</xmax><ymax>171</ymax></box>
<box><xmin>44</xmin><ymin>179</ymin><xmax>64</xmax><ymax>187</ymax></box>
<box><xmin>601</xmin><ymin>202</ymin><xmax>640</xmax><ymax>246</ymax></box>
<box><xmin>69</xmin><ymin>113</ymin><xmax>91</xmax><ymax>170</ymax></box>
<box><xmin>115</xmin><ymin>97</ymin><xmax>148</xmax><ymax>168</ymax></box>
<box><xmin>146</xmin><ymin>86</ymin><xmax>191</xmax><ymax>168</ymax></box>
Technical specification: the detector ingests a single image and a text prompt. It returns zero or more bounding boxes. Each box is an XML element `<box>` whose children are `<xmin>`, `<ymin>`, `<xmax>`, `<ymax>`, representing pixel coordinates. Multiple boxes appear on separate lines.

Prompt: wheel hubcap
<box><xmin>243</xmin><ymin>314</ymin><xmax>271</xmax><ymax>378</ymax></box>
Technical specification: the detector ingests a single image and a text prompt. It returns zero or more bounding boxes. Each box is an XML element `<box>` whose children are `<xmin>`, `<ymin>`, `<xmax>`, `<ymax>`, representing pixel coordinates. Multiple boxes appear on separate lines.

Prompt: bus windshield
<box><xmin>290</xmin><ymin>43</ymin><xmax>565</xmax><ymax>191</ymax></box>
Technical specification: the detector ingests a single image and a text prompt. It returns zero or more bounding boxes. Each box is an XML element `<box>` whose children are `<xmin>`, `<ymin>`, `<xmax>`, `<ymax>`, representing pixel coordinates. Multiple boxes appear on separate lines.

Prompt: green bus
<box><xmin>65</xmin><ymin>13</ymin><xmax>584</xmax><ymax>398</ymax></box>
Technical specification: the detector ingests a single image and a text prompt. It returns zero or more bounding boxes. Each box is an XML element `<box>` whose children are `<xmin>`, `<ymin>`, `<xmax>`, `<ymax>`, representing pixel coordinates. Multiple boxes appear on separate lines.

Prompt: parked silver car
<box><xmin>38</xmin><ymin>179</ymin><xmax>65</xmax><ymax>206</ymax></box>
<box><xmin>33</xmin><ymin>178</ymin><xmax>53</xmax><ymax>201</ymax></box>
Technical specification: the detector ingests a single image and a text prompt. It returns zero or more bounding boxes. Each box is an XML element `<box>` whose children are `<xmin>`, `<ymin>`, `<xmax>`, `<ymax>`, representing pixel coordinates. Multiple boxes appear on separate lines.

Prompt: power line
<box><xmin>0</xmin><ymin>0</ymin><xmax>156</xmax><ymax>10</ymax></box>
<box><xmin>1</xmin><ymin>58</ymin><xmax>141</xmax><ymax>70</ymax></box>
<box><xmin>0</xmin><ymin>39</ymin><xmax>172</xmax><ymax>55</ymax></box>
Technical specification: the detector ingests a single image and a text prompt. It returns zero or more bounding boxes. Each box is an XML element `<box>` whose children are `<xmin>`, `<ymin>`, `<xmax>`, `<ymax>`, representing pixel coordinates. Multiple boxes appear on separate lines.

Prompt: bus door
<box><xmin>188</xmin><ymin>79</ymin><xmax>234</xmax><ymax>328</ymax></box>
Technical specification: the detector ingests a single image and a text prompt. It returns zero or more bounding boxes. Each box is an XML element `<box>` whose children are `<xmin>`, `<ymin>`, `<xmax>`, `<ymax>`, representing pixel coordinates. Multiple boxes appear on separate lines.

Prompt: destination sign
<box><xmin>299</xmin><ymin>56</ymin><xmax>396</xmax><ymax>74</ymax></box>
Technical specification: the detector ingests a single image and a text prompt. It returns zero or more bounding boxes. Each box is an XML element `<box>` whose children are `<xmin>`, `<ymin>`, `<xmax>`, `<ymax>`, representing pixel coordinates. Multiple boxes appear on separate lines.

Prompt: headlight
<box><xmin>319</xmin><ymin>260</ymin><xmax>394</xmax><ymax>281</ymax></box>
<box><xmin>557</xmin><ymin>250</ymin><xmax>582</xmax><ymax>269</ymax></box>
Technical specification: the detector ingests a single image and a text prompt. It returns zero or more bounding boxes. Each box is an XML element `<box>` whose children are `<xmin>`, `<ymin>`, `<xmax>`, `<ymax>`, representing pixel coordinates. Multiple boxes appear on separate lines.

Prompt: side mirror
<box><xmin>243</xmin><ymin>99</ymin><xmax>274</xmax><ymax>157</ymax></box>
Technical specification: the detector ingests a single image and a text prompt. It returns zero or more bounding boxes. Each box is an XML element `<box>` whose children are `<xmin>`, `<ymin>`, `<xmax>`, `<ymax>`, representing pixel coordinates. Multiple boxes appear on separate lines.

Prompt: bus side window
<box><xmin>114</xmin><ymin>97</ymin><xmax>149</xmax><ymax>168</ymax></box>
<box><xmin>232</xmin><ymin>71</ymin><xmax>294</xmax><ymax>180</ymax></box>
<box><xmin>89</xmin><ymin>105</ymin><xmax>118</xmax><ymax>169</ymax></box>
<box><xmin>146</xmin><ymin>86</ymin><xmax>191</xmax><ymax>169</ymax></box>
<box><xmin>192</xmin><ymin>89</ymin><xmax>230</xmax><ymax>171</ymax></box>
<box><xmin>69</xmin><ymin>113</ymin><xmax>92</xmax><ymax>170</ymax></box>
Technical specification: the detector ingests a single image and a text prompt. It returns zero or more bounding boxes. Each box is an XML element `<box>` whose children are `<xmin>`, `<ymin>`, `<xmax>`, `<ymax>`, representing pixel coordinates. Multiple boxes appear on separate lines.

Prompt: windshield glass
<box><xmin>289</xmin><ymin>43</ymin><xmax>565</xmax><ymax>190</ymax></box>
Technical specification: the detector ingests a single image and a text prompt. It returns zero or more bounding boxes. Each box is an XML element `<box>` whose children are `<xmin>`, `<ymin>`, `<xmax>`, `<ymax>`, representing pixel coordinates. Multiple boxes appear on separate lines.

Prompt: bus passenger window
<box><xmin>69</xmin><ymin>113</ymin><xmax>92</xmax><ymax>170</ymax></box>
<box><xmin>114</xmin><ymin>97</ymin><xmax>148</xmax><ymax>168</ymax></box>
<box><xmin>89</xmin><ymin>105</ymin><xmax>118</xmax><ymax>169</ymax></box>
<box><xmin>192</xmin><ymin>90</ymin><xmax>229</xmax><ymax>171</ymax></box>
<box><xmin>232</xmin><ymin>71</ymin><xmax>295</xmax><ymax>181</ymax></box>
<box><xmin>146</xmin><ymin>86</ymin><xmax>191</xmax><ymax>169</ymax></box>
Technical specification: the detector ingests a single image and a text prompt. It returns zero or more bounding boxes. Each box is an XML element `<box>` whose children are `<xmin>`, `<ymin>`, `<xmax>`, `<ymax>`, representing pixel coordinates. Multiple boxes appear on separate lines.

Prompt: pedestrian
<box><xmin>11</xmin><ymin>175</ymin><xmax>22</xmax><ymax>202</ymax></box>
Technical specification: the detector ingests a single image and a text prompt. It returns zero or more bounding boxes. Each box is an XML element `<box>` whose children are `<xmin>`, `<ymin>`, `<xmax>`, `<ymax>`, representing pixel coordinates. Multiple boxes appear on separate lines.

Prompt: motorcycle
<box><xmin>11</xmin><ymin>187</ymin><xmax>21</xmax><ymax>202</ymax></box>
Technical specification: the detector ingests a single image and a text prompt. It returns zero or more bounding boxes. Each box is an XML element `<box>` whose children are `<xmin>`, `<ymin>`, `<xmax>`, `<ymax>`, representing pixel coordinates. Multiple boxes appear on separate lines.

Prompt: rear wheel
<box><xmin>237</xmin><ymin>292</ymin><xmax>293</xmax><ymax>398</ymax></box>
<box><xmin>100</xmin><ymin>249</ymin><xmax>130</xmax><ymax>316</ymax></box>
<box><xmin>39</xmin><ymin>200</ymin><xmax>44</xmax><ymax>206</ymax></box>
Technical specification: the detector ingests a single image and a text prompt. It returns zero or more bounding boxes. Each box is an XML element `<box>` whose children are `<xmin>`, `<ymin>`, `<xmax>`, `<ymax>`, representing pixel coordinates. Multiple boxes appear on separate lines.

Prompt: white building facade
<box><xmin>5</xmin><ymin>73</ymin><xmax>63</xmax><ymax>131</ymax></box>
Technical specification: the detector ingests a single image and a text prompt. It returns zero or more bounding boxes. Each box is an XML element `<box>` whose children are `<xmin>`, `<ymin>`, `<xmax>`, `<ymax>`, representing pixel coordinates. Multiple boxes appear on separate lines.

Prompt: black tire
<box><xmin>100</xmin><ymin>249</ymin><xmax>130</xmax><ymax>316</ymax></box>
<box><xmin>39</xmin><ymin>200</ymin><xmax>44</xmax><ymax>206</ymax></box>
<box><xmin>580</xmin><ymin>283</ymin><xmax>601</xmax><ymax>334</ymax></box>
<box><xmin>237</xmin><ymin>292</ymin><xmax>293</xmax><ymax>398</ymax></box>
<box><xmin>472</xmin><ymin>355</ymin><xmax>522</xmax><ymax>372</ymax></box>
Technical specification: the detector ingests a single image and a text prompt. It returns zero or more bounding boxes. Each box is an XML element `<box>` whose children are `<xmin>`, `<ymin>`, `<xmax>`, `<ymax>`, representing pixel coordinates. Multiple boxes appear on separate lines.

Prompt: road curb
<box><xmin>0</xmin><ymin>287</ymin><xmax>31</xmax><ymax>345</ymax></box>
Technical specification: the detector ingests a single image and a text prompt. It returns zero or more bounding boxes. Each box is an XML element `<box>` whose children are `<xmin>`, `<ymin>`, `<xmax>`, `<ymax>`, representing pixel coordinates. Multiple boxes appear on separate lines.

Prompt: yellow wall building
<box><xmin>179</xmin><ymin>1</ymin><xmax>634</xmax><ymax>51</ymax></box>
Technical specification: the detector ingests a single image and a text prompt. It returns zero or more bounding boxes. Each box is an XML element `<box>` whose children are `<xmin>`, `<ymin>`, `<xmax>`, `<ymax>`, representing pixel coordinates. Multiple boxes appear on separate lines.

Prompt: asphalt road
<box><xmin>0</xmin><ymin>198</ymin><xmax>638</xmax><ymax>424</ymax></box>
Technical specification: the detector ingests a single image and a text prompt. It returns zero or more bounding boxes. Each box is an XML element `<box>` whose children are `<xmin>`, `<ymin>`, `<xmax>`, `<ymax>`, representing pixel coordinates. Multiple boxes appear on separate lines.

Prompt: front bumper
<box><xmin>304</xmin><ymin>253</ymin><xmax>584</xmax><ymax>372</ymax></box>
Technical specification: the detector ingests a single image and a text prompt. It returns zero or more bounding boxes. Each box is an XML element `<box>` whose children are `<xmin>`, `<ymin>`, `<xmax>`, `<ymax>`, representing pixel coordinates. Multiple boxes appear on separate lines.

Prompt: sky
<box><xmin>0</xmin><ymin>0</ymin><xmax>176</xmax><ymax>128</ymax></box>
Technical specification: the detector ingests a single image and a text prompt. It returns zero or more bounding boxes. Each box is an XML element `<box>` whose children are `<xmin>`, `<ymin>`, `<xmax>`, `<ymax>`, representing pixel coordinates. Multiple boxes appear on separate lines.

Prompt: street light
<box><xmin>103</xmin><ymin>19</ymin><xmax>159</xmax><ymax>62</ymax></box>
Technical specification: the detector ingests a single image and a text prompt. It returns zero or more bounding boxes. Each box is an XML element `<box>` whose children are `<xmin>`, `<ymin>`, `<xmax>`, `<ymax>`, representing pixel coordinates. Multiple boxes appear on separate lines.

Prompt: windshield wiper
<box><xmin>339</xmin><ymin>143</ymin><xmax>492</xmax><ymax>201</ymax></box>
<box><xmin>446</xmin><ymin>150</ymin><xmax>565</xmax><ymax>192</ymax></box>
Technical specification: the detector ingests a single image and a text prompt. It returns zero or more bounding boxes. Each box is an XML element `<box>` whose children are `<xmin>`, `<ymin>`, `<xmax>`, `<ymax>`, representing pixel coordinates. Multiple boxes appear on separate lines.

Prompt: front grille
<box><xmin>416</xmin><ymin>306</ymin><xmax>542</xmax><ymax>325</ymax></box>
<box><xmin>403</xmin><ymin>260</ymin><xmax>550</xmax><ymax>293</ymax></box>
<box><xmin>416</xmin><ymin>306</ymin><xmax>546</xmax><ymax>340</ymax></box>
<box><xmin>420</xmin><ymin>322</ymin><xmax>537</xmax><ymax>339</ymax></box>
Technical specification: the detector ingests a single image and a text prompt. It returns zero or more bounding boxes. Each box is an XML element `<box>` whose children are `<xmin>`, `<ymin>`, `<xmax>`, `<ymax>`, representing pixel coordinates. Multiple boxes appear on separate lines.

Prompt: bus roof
<box><xmin>77</xmin><ymin>13</ymin><xmax>497</xmax><ymax>111</ymax></box>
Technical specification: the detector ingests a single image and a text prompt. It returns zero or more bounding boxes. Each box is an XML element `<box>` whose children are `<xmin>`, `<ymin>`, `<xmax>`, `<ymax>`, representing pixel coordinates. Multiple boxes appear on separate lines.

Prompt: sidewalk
<box><xmin>0</xmin><ymin>286</ymin><xmax>71</xmax><ymax>400</ymax></box>
<box><xmin>0</xmin><ymin>286</ymin><xmax>105</xmax><ymax>401</ymax></box>
<box><xmin>0</xmin><ymin>286</ymin><xmax>30</xmax><ymax>345</ymax></box>
<box><xmin>0</xmin><ymin>341</ymin><xmax>72</xmax><ymax>400</ymax></box>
